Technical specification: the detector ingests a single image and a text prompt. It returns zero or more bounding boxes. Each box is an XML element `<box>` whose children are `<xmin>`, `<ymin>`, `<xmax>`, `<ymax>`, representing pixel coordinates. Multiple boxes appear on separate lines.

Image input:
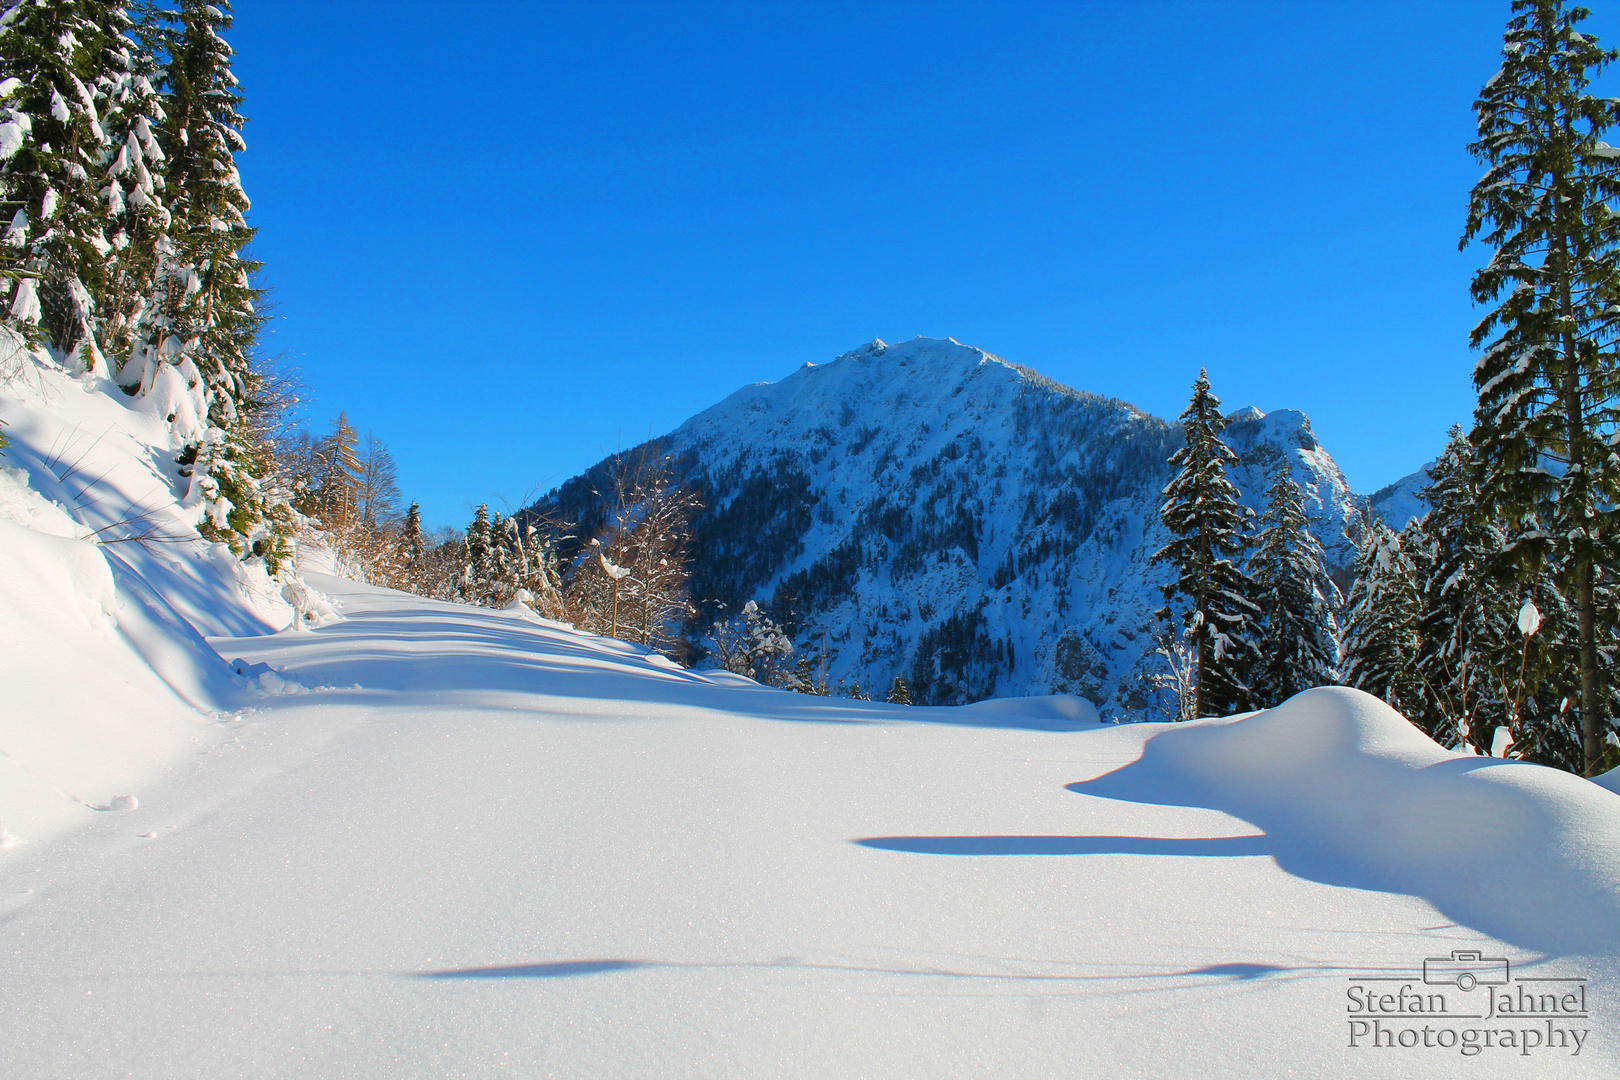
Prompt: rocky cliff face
<box><xmin>539</xmin><ymin>337</ymin><xmax>1387</xmax><ymax>716</ymax></box>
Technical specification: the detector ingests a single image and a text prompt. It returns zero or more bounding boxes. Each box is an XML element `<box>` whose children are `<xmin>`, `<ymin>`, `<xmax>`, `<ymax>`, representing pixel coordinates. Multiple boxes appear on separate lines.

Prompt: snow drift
<box><xmin>0</xmin><ymin>349</ymin><xmax>297</xmax><ymax>849</ymax></box>
<box><xmin>1075</xmin><ymin>686</ymin><xmax>1620</xmax><ymax>955</ymax></box>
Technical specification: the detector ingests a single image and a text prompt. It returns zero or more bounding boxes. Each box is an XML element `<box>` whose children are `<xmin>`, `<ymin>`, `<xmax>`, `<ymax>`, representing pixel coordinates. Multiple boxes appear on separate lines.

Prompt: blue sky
<box><xmin>229</xmin><ymin>1</ymin><xmax>1610</xmax><ymax>529</ymax></box>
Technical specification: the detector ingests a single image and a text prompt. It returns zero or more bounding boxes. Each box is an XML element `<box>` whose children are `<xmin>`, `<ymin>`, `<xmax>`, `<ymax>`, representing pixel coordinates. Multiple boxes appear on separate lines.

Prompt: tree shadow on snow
<box><xmin>414</xmin><ymin>955</ymin><xmax>1301</xmax><ymax>986</ymax></box>
<box><xmin>220</xmin><ymin>601</ymin><xmax>1097</xmax><ymax>732</ymax></box>
<box><xmin>855</xmin><ymin>835</ymin><xmax>1269</xmax><ymax>856</ymax></box>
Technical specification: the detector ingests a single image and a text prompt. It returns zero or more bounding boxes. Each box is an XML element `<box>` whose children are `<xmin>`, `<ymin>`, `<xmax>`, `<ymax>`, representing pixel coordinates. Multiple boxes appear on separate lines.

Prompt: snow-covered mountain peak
<box><xmin>545</xmin><ymin>337</ymin><xmax>1381</xmax><ymax>713</ymax></box>
<box><xmin>1225</xmin><ymin>405</ymin><xmax>1322</xmax><ymax>451</ymax></box>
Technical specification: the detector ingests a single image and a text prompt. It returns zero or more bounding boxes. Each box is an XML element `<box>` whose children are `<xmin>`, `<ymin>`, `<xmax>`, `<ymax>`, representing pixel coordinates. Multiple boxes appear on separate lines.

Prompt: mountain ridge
<box><xmin>537</xmin><ymin>336</ymin><xmax>1427</xmax><ymax>715</ymax></box>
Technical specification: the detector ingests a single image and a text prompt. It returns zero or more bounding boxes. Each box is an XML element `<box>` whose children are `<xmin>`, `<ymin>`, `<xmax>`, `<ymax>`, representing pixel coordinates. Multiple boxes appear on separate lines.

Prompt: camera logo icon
<box><xmin>1422</xmin><ymin>950</ymin><xmax>1510</xmax><ymax>992</ymax></box>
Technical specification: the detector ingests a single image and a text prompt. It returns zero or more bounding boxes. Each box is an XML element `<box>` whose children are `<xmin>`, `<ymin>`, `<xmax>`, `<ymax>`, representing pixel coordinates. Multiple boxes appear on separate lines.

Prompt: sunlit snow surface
<box><xmin>2</xmin><ymin>576</ymin><xmax>1618</xmax><ymax>1078</ymax></box>
<box><xmin>4</xmin><ymin>353</ymin><xmax>1618</xmax><ymax>1076</ymax></box>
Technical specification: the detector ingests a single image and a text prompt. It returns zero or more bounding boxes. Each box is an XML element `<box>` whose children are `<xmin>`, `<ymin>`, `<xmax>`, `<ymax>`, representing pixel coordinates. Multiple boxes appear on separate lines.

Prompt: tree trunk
<box><xmin>1555</xmin><ymin>204</ymin><xmax>1604</xmax><ymax>775</ymax></box>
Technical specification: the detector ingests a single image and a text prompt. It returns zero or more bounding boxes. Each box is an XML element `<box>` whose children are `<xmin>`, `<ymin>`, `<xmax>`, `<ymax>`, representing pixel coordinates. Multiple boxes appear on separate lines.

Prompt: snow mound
<box><xmin>948</xmin><ymin>693</ymin><xmax>1100</xmax><ymax>729</ymax></box>
<box><xmin>1076</xmin><ymin>686</ymin><xmax>1620</xmax><ymax>954</ymax></box>
<box><xmin>229</xmin><ymin>657</ymin><xmax>307</xmax><ymax>696</ymax></box>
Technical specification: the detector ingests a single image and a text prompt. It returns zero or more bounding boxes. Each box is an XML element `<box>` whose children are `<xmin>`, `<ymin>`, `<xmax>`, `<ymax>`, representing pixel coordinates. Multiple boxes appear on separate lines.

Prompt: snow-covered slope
<box><xmin>4</xmin><ymin>576</ymin><xmax>1617</xmax><ymax>1078</ymax></box>
<box><xmin>549</xmin><ymin>338</ymin><xmax>1375</xmax><ymax>713</ymax></box>
<box><xmin>0</xmin><ymin>348</ymin><xmax>297</xmax><ymax>851</ymax></box>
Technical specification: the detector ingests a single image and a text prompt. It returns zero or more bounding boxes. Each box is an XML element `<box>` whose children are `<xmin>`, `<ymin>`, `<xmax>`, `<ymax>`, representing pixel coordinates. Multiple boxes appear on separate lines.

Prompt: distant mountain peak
<box><xmin>539</xmin><ymin>337</ymin><xmax>1409</xmax><ymax>715</ymax></box>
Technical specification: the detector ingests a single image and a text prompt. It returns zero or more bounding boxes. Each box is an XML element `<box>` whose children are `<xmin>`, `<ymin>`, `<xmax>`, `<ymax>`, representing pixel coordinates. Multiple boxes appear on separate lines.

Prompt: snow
<box><xmin>4</xmin><ymin>348</ymin><xmax>1620</xmax><ymax>1075</ymax></box>
<box><xmin>3</xmin><ymin>576</ymin><xmax>1618</xmax><ymax>1077</ymax></box>
<box><xmin>0</xmin><ymin>350</ymin><xmax>290</xmax><ymax>852</ymax></box>
<box><xmin>646</xmin><ymin>337</ymin><xmax>1370</xmax><ymax>713</ymax></box>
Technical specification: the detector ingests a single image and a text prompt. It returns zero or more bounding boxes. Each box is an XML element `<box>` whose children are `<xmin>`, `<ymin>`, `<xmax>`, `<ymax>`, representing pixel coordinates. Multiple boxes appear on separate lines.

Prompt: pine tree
<box><xmin>0</xmin><ymin>0</ymin><xmax>139</xmax><ymax>369</ymax></box>
<box><xmin>95</xmin><ymin>10</ymin><xmax>169</xmax><ymax>374</ymax></box>
<box><xmin>1150</xmin><ymin>370</ymin><xmax>1262</xmax><ymax>716</ymax></box>
<box><xmin>885</xmin><ymin>674</ymin><xmax>912</xmax><ymax>705</ymax></box>
<box><xmin>391</xmin><ymin>500</ymin><xmax>425</xmax><ymax>590</ymax></box>
<box><xmin>1247</xmin><ymin>468</ymin><xmax>1340</xmax><ymax>706</ymax></box>
<box><xmin>1464</xmin><ymin>0</ymin><xmax>1620</xmax><ymax>774</ymax></box>
<box><xmin>1412</xmin><ymin>430</ymin><xmax>1512</xmax><ymax>748</ymax></box>
<box><xmin>463</xmin><ymin>504</ymin><xmax>494</xmax><ymax>606</ymax></box>
<box><xmin>790</xmin><ymin>654</ymin><xmax>816</xmax><ymax>693</ymax></box>
<box><xmin>1341</xmin><ymin>514</ymin><xmax>1424</xmax><ymax>719</ymax></box>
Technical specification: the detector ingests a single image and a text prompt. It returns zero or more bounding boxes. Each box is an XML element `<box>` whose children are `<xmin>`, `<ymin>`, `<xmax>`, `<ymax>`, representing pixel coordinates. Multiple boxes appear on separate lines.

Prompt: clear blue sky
<box><xmin>229</xmin><ymin>1</ymin><xmax>1612</xmax><ymax>529</ymax></box>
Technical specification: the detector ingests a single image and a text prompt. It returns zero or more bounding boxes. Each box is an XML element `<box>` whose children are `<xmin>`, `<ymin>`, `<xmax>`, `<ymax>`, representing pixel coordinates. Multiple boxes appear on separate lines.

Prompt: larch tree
<box><xmin>313</xmin><ymin>412</ymin><xmax>363</xmax><ymax>538</ymax></box>
<box><xmin>1150</xmin><ymin>369</ymin><xmax>1261</xmax><ymax>717</ymax></box>
<box><xmin>356</xmin><ymin>431</ymin><xmax>401</xmax><ymax>529</ymax></box>
<box><xmin>1463</xmin><ymin>0</ymin><xmax>1620</xmax><ymax>774</ymax></box>
<box><xmin>1247</xmin><ymin>468</ymin><xmax>1341</xmax><ymax>706</ymax></box>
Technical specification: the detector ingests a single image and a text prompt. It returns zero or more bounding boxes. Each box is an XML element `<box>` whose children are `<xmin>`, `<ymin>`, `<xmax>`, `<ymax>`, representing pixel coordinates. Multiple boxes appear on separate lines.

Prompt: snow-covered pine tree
<box><xmin>94</xmin><ymin>10</ymin><xmax>169</xmax><ymax>374</ymax></box>
<box><xmin>462</xmin><ymin>504</ymin><xmax>494</xmax><ymax>606</ymax></box>
<box><xmin>160</xmin><ymin>0</ymin><xmax>282</xmax><ymax>563</ymax></box>
<box><xmin>488</xmin><ymin>510</ymin><xmax>511</xmax><ymax>601</ymax></box>
<box><xmin>0</xmin><ymin>0</ymin><xmax>138</xmax><ymax>369</ymax></box>
<box><xmin>885</xmin><ymin>674</ymin><xmax>912</xmax><ymax>705</ymax></box>
<box><xmin>1150</xmin><ymin>370</ymin><xmax>1262</xmax><ymax>717</ymax></box>
<box><xmin>1412</xmin><ymin>429</ymin><xmax>1511</xmax><ymax>749</ymax></box>
<box><xmin>391</xmin><ymin>500</ymin><xmax>425</xmax><ymax>591</ymax></box>
<box><xmin>509</xmin><ymin>515</ymin><xmax>565</xmax><ymax>618</ymax></box>
<box><xmin>1341</xmin><ymin>514</ymin><xmax>1424</xmax><ymax>719</ymax></box>
<box><xmin>789</xmin><ymin>654</ymin><xmax>816</xmax><ymax>693</ymax></box>
<box><xmin>1247</xmin><ymin>468</ymin><xmax>1340</xmax><ymax>706</ymax></box>
<box><xmin>1464</xmin><ymin>0</ymin><xmax>1620</xmax><ymax>774</ymax></box>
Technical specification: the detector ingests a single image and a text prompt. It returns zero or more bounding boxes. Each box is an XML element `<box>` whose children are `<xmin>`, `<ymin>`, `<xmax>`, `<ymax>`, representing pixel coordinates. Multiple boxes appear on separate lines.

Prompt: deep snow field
<box><xmin>4</xmin><ymin>354</ymin><xmax>1620</xmax><ymax>1078</ymax></box>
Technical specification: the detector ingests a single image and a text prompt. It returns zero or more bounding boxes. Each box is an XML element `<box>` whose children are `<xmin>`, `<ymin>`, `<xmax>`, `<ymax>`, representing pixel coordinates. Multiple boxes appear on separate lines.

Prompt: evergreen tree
<box><xmin>1247</xmin><ymin>468</ymin><xmax>1340</xmax><ymax>706</ymax></box>
<box><xmin>0</xmin><ymin>0</ymin><xmax>140</xmax><ymax>369</ymax></box>
<box><xmin>391</xmin><ymin>500</ymin><xmax>425</xmax><ymax>590</ymax></box>
<box><xmin>1341</xmin><ymin>514</ymin><xmax>1425</xmax><ymax>719</ymax></box>
<box><xmin>1150</xmin><ymin>370</ymin><xmax>1261</xmax><ymax>716</ymax></box>
<box><xmin>1412</xmin><ymin>430</ymin><xmax>1512</xmax><ymax>748</ymax></box>
<box><xmin>95</xmin><ymin>11</ymin><xmax>169</xmax><ymax>374</ymax></box>
<box><xmin>463</xmin><ymin>504</ymin><xmax>493</xmax><ymax>605</ymax></box>
<box><xmin>791</xmin><ymin>653</ymin><xmax>816</xmax><ymax>693</ymax></box>
<box><xmin>885</xmin><ymin>674</ymin><xmax>912</xmax><ymax>705</ymax></box>
<box><xmin>1464</xmin><ymin>0</ymin><xmax>1620</xmax><ymax>774</ymax></box>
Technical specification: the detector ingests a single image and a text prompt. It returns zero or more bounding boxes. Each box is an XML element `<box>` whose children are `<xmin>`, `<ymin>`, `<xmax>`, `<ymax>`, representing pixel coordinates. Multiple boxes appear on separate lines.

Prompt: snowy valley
<box><xmin>3</xmin><ymin>346</ymin><xmax>1620</xmax><ymax>1077</ymax></box>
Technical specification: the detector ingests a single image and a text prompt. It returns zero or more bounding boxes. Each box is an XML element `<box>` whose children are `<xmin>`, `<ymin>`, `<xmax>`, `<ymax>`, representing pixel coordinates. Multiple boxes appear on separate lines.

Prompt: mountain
<box><xmin>538</xmin><ymin>337</ymin><xmax>1385</xmax><ymax>716</ymax></box>
<box><xmin>1368</xmin><ymin>463</ymin><xmax>1435</xmax><ymax>531</ymax></box>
